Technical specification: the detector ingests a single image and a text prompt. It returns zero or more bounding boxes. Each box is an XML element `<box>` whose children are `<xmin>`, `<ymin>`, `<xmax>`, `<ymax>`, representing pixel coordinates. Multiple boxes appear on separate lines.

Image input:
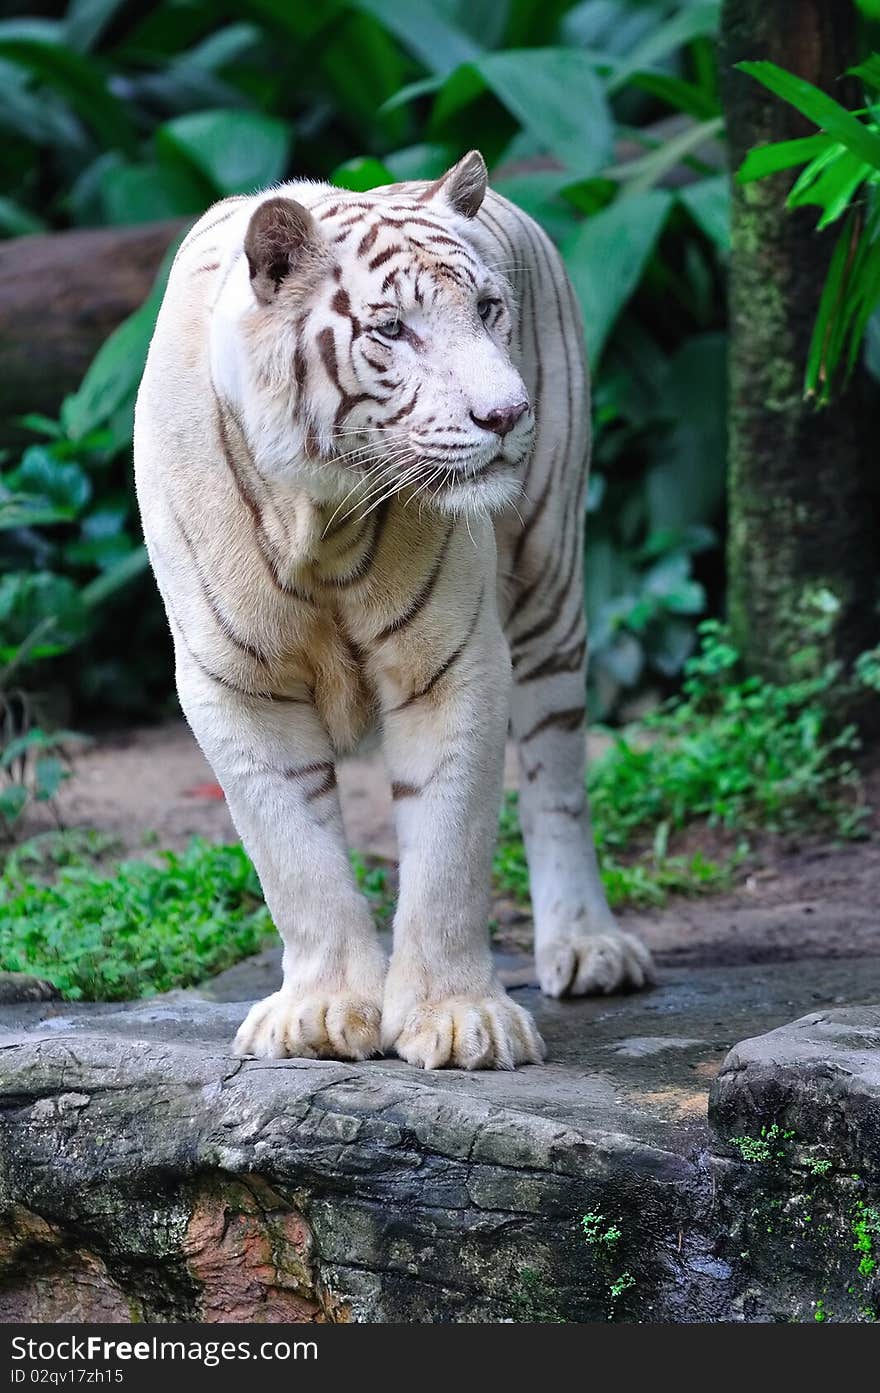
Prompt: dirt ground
<box><xmin>16</xmin><ymin>718</ymin><xmax>880</xmax><ymax>971</ymax></box>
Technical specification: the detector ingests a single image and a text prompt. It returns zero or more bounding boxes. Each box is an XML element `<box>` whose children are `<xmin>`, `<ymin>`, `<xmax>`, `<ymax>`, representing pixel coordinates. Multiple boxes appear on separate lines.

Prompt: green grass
<box><xmin>494</xmin><ymin>622</ymin><xmax>868</xmax><ymax>909</ymax></box>
<box><xmin>0</xmin><ymin>834</ymin><xmax>396</xmax><ymax>1002</ymax></box>
<box><xmin>0</xmin><ymin>838</ymin><xmax>272</xmax><ymax>1001</ymax></box>
<box><xmin>0</xmin><ymin>626</ymin><xmax>870</xmax><ymax>1002</ymax></box>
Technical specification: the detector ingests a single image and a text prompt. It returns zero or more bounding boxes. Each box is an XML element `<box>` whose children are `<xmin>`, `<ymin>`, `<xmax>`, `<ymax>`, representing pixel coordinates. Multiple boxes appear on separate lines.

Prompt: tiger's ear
<box><xmin>425</xmin><ymin>149</ymin><xmax>487</xmax><ymax>219</ymax></box>
<box><xmin>244</xmin><ymin>197</ymin><xmax>322</xmax><ymax>305</ymax></box>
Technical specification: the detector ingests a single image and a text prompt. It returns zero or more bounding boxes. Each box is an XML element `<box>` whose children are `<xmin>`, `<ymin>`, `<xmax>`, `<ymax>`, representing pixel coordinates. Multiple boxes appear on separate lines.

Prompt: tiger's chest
<box><xmin>258</xmin><ymin>497</ymin><xmax>495</xmax><ymax>751</ymax></box>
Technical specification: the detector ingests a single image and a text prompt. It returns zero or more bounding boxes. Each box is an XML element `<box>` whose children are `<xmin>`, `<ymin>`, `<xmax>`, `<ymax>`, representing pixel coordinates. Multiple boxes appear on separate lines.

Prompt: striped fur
<box><xmin>134</xmin><ymin>151</ymin><xmax>653</xmax><ymax>1071</ymax></box>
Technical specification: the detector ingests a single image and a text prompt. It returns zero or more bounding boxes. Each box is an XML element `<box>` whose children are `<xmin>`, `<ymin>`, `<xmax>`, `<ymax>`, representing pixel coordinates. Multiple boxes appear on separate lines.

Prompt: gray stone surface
<box><xmin>1</xmin><ymin>956</ymin><xmax>879</xmax><ymax>1322</ymax></box>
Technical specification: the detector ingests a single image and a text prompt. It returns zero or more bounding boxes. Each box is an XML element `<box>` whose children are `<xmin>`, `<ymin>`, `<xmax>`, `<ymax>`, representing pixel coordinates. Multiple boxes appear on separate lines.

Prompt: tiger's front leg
<box><xmin>377</xmin><ymin>594</ymin><xmax>544</xmax><ymax>1071</ymax></box>
<box><xmin>176</xmin><ymin>658</ymin><xmax>387</xmax><ymax>1061</ymax></box>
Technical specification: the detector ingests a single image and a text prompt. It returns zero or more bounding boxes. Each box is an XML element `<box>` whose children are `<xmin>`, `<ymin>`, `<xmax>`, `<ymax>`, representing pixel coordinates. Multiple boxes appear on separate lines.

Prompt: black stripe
<box><xmin>376</xmin><ymin>524</ymin><xmax>453</xmax><ymax>641</ymax></box>
<box><xmin>391</xmin><ymin>586</ymin><xmax>483</xmax><ymax>713</ymax></box>
<box><xmin>521</xmin><ymin>707</ymin><xmax>585</xmax><ymax>744</ymax></box>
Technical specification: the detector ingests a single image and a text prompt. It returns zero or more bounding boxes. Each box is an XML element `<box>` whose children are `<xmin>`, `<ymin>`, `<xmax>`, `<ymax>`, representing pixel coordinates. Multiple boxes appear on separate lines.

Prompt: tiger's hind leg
<box><xmin>507</xmin><ymin>563</ymin><xmax>655</xmax><ymax>999</ymax></box>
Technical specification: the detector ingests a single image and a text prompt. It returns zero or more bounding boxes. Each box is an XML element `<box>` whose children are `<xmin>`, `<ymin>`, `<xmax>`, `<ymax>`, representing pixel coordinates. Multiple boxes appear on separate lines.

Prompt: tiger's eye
<box><xmin>377</xmin><ymin>320</ymin><xmax>403</xmax><ymax>339</ymax></box>
<box><xmin>477</xmin><ymin>298</ymin><xmax>494</xmax><ymax>322</ymax></box>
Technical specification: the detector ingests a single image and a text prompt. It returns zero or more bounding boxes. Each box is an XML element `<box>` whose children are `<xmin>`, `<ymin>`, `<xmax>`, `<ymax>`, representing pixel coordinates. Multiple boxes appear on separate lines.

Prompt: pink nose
<box><xmin>470</xmin><ymin>401</ymin><xmax>529</xmax><ymax>437</ymax></box>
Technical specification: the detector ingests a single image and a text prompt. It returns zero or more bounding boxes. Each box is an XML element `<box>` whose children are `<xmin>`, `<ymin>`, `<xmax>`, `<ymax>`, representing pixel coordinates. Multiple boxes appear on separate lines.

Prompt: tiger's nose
<box><xmin>470</xmin><ymin>401</ymin><xmax>530</xmax><ymax>437</ymax></box>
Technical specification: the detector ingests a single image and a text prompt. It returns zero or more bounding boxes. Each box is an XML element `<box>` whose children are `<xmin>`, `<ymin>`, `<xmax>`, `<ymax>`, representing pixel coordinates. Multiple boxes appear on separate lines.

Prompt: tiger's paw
<box><xmin>537</xmin><ymin>930</ymin><xmax>655</xmax><ymax>998</ymax></box>
<box><xmin>383</xmin><ymin>993</ymin><xmax>545</xmax><ymax>1071</ymax></box>
<box><xmin>233</xmin><ymin>989</ymin><xmax>382</xmax><ymax>1061</ymax></box>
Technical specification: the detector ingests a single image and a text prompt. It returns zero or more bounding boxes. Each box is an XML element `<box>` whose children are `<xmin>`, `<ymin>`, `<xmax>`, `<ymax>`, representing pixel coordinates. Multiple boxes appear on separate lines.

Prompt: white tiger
<box><xmin>134</xmin><ymin>150</ymin><xmax>654</xmax><ymax>1071</ymax></box>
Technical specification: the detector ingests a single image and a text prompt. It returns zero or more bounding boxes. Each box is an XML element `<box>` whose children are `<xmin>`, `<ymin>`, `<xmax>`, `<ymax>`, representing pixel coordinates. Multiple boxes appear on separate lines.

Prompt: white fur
<box><xmin>134</xmin><ymin>158</ymin><xmax>653</xmax><ymax>1072</ymax></box>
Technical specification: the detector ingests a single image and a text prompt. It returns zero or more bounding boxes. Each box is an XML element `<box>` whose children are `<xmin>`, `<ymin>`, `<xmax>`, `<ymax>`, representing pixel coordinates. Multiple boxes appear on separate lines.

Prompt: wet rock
<box><xmin>709</xmin><ymin>1007</ymin><xmax>880</xmax><ymax>1323</ymax></box>
<box><xmin>0</xmin><ymin>968</ymin><xmax>878</xmax><ymax>1322</ymax></box>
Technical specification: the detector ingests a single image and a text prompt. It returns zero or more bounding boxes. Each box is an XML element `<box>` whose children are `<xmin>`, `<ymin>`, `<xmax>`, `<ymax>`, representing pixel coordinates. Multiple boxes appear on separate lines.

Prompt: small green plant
<box><xmin>494</xmin><ymin>624</ymin><xmax>868</xmax><ymax>911</ymax></box>
<box><xmin>0</xmin><ymin>721</ymin><xmax>84</xmax><ymax>836</ymax></box>
<box><xmin>852</xmin><ymin>1202</ymin><xmax>880</xmax><ymax>1280</ymax></box>
<box><xmin>0</xmin><ymin>834</ymin><xmax>398</xmax><ymax>1000</ymax></box>
<box><xmin>730</xmin><ymin>1124</ymin><xmax>795</xmax><ymax>1164</ymax></box>
<box><xmin>815</xmin><ymin>1299</ymin><xmax>827</xmax><ymax>1323</ymax></box>
<box><xmin>581</xmin><ymin>1212</ymin><xmax>622</xmax><ymax>1249</ymax></box>
<box><xmin>804</xmin><ymin>1157</ymin><xmax>834</xmax><ymax>1178</ymax></box>
<box><xmin>0</xmin><ymin>837</ymin><xmax>273</xmax><ymax>1000</ymax></box>
<box><xmin>609</xmin><ymin>1272</ymin><xmax>636</xmax><ymax>1300</ymax></box>
<box><xmin>349</xmin><ymin>851</ymin><xmax>396</xmax><ymax>930</ymax></box>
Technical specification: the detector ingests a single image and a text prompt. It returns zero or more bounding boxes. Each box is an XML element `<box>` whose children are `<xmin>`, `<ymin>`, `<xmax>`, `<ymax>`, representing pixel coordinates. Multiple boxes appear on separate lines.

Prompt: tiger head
<box><xmin>219</xmin><ymin>151</ymin><xmax>533</xmax><ymax>516</ymax></box>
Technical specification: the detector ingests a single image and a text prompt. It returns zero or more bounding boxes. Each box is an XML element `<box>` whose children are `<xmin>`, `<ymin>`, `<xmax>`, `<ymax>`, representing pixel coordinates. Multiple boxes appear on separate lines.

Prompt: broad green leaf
<box><xmin>385</xmin><ymin>143</ymin><xmax>458</xmax><ymax>181</ymax></box>
<box><xmin>430</xmin><ymin>63</ymin><xmax>491</xmax><ymax>129</ymax></box>
<box><xmin>607</xmin><ymin>4</ymin><xmax>720</xmax><ymax>93</ymax></box>
<box><xmin>788</xmin><ymin>147</ymin><xmax>871</xmax><ymax>229</ymax></box>
<box><xmin>157</xmin><ymin>110</ymin><xmax>292</xmax><ymax>197</ymax></box>
<box><xmin>380</xmin><ymin>74</ymin><xmax>446</xmax><ymax>115</ymax></box>
<box><xmin>737</xmin><ymin>133</ymin><xmax>833</xmax><ymax>184</ymax></box>
<box><xmin>0</xmin><ymin>785</ymin><xmax>27</xmax><ymax>824</ymax></box>
<box><xmin>64</xmin><ymin>0</ymin><xmax>128</xmax><ymax>52</ymax></box>
<box><xmin>476</xmin><ymin>48</ymin><xmax>613</xmax><ymax>177</ymax></box>
<box><xmin>351</xmin><ymin>0</ymin><xmax>481</xmax><ymax>77</ymax></box>
<box><xmin>509</xmin><ymin>0</ymin><xmax>577</xmax><ymax>47</ymax></box>
<box><xmin>0</xmin><ymin>501</ymin><xmax>72</xmax><ymax>532</ymax></box>
<box><xmin>449</xmin><ymin>0</ymin><xmax>509</xmax><ymax>48</ymax></box>
<box><xmin>80</xmin><ymin>546</ymin><xmax>150</xmax><ymax>609</ymax></box>
<box><xmin>15</xmin><ymin>447</ymin><xmax>91</xmax><ymax>513</ymax></box>
<box><xmin>645</xmin><ymin>333</ymin><xmax>727</xmax><ymax>532</ymax></box>
<box><xmin>627</xmin><ymin>70</ymin><xmax>721</xmax><ymax>121</ymax></box>
<box><xmin>34</xmin><ymin>756</ymin><xmax>66</xmax><ymax>802</ymax></box>
<box><xmin>0</xmin><ymin>572</ymin><xmax>88</xmax><ymax>656</ymax></box>
<box><xmin>562</xmin><ymin>0</ymin><xmax>657</xmax><ymax>58</ymax></box>
<box><xmin>647</xmin><ymin>616</ymin><xmax>697</xmax><ymax>678</ymax></box>
<box><xmin>100</xmin><ymin>162</ymin><xmax>209</xmax><ymax>225</ymax></box>
<box><xmin>320</xmin><ymin>12</ymin><xmax>408</xmax><ymax>142</ymax></box>
<box><xmin>181</xmin><ymin>24</ymin><xmax>263</xmax><ymax>73</ymax></box>
<box><xmin>0</xmin><ymin>20</ymin><xmax>137</xmax><ymax>154</ymax></box>
<box><xmin>0</xmin><ymin>197</ymin><xmax>46</xmax><ymax>237</ymax></box>
<box><xmin>563</xmin><ymin>189</ymin><xmax>673</xmax><ymax>362</ymax></box>
<box><xmin>679</xmin><ymin>175</ymin><xmax>730</xmax><ymax>250</ymax></box>
<box><xmin>738</xmin><ymin>60</ymin><xmax>880</xmax><ymax>172</ymax></box>
<box><xmin>492</xmin><ymin>169</ymin><xmax>581</xmax><ymax>245</ymax></box>
<box><xmin>611</xmin><ymin>116</ymin><xmax>723</xmax><ymax>196</ymax></box>
<box><xmin>849</xmin><ymin>56</ymin><xmax>880</xmax><ymax>91</ymax></box>
<box><xmin>62</xmin><ymin>237</ymin><xmax>181</xmax><ymax>442</ymax></box>
<box><xmin>332</xmin><ymin>156</ymin><xmax>395</xmax><ymax>191</ymax></box>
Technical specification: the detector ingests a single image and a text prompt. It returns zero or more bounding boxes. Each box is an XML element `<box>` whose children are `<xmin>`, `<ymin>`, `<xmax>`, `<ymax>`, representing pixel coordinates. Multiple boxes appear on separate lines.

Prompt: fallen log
<box><xmin>0</xmin><ymin>218</ymin><xmax>187</xmax><ymax>440</ymax></box>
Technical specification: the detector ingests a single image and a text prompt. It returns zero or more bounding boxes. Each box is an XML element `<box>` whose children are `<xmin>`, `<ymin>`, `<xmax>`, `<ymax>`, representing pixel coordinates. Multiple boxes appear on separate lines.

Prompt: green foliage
<box><xmin>852</xmin><ymin>1202</ymin><xmax>880</xmax><ymax>1280</ymax></box>
<box><xmin>608</xmin><ymin>1272</ymin><xmax>636</xmax><ymax>1300</ymax></box>
<box><xmin>730</xmin><ymin>1124</ymin><xmax>794</xmax><ymax>1164</ymax></box>
<box><xmin>349</xmin><ymin>850</ymin><xmax>396</xmax><ymax>929</ymax></box>
<box><xmin>493</xmin><ymin>624</ymin><xmax>870</xmax><ymax>911</ymax></box>
<box><xmin>588</xmin><ymin>622</ymin><xmax>866</xmax><ymax>841</ymax></box>
<box><xmin>0</xmin><ymin>418</ymin><xmax>157</xmax><ymax>766</ymax></box>
<box><xmin>0</xmin><ymin>834</ymin><xmax>396</xmax><ymax>1000</ymax></box>
<box><xmin>737</xmin><ymin>56</ymin><xmax>880</xmax><ymax>403</ymax></box>
<box><xmin>0</xmin><ymin>724</ymin><xmax>85</xmax><ymax>836</ymax></box>
<box><xmin>581</xmin><ymin>1212</ymin><xmax>622</xmax><ymax>1248</ymax></box>
<box><xmin>0</xmin><ymin>837</ymin><xmax>272</xmax><ymax>999</ymax></box>
<box><xmin>0</xmin><ymin>0</ymin><xmax>730</xmax><ymax>722</ymax></box>
<box><xmin>804</xmin><ymin>1157</ymin><xmax>834</xmax><ymax>1178</ymax></box>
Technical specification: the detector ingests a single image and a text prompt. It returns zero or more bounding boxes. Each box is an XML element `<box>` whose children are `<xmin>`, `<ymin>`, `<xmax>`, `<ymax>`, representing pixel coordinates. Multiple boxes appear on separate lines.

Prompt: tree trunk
<box><xmin>0</xmin><ymin>219</ymin><xmax>186</xmax><ymax>442</ymax></box>
<box><xmin>720</xmin><ymin>0</ymin><xmax>879</xmax><ymax>706</ymax></box>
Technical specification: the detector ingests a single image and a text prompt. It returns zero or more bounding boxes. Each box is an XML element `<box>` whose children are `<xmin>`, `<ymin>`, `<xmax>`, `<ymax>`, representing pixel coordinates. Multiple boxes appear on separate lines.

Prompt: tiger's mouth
<box><xmin>427</xmin><ymin>455</ymin><xmax>522</xmax><ymax>515</ymax></box>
